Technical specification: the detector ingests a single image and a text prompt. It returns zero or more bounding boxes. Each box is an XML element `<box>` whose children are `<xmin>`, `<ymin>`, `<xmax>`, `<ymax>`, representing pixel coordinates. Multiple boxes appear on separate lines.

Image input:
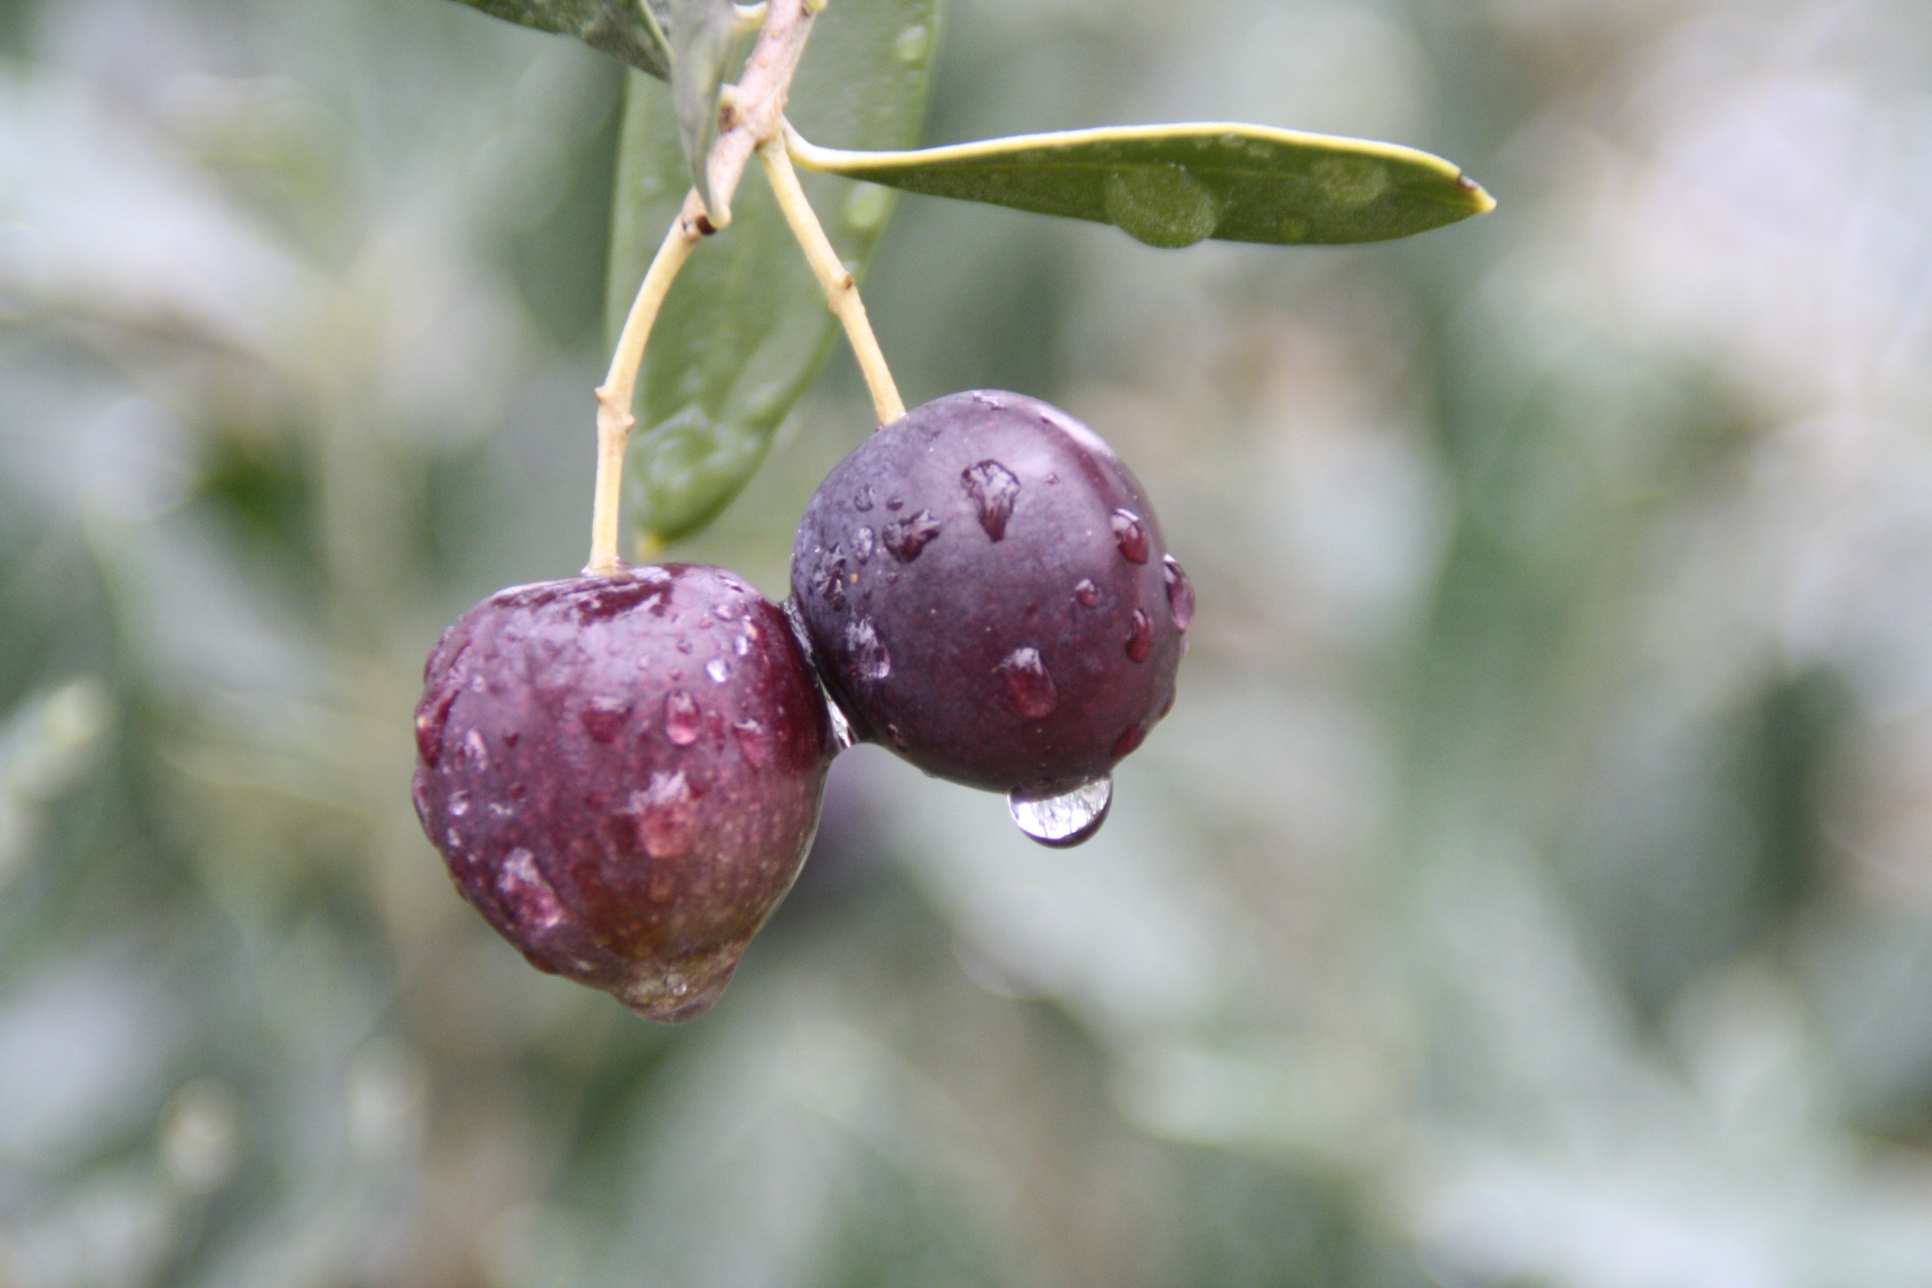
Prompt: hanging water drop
<box><xmin>705</xmin><ymin>658</ymin><xmax>730</xmax><ymax>684</ymax></box>
<box><xmin>1007</xmin><ymin>777</ymin><xmax>1113</xmax><ymax>848</ymax></box>
<box><xmin>1074</xmin><ymin>578</ymin><xmax>1100</xmax><ymax>608</ymax></box>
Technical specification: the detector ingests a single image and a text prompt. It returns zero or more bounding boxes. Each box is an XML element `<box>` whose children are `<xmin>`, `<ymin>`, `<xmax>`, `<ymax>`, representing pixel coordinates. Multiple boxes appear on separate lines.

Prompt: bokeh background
<box><xmin>6</xmin><ymin>0</ymin><xmax>1932</xmax><ymax>1283</ymax></box>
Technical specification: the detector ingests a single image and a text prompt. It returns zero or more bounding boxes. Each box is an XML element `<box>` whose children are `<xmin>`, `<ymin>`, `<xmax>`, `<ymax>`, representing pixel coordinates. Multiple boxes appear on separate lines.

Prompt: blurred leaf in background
<box><xmin>5</xmin><ymin>0</ymin><xmax>1932</xmax><ymax>1285</ymax></box>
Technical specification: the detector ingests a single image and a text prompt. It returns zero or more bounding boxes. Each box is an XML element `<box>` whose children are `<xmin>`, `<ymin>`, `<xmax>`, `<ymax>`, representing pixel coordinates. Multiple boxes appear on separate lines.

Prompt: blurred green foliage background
<box><xmin>5</xmin><ymin>0</ymin><xmax>1932</xmax><ymax>1284</ymax></box>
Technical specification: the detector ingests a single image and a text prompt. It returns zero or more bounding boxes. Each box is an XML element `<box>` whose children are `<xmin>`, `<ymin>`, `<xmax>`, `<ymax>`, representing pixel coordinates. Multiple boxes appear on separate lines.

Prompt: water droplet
<box><xmin>854</xmin><ymin>485</ymin><xmax>875</xmax><ymax>511</ymax></box>
<box><xmin>497</xmin><ymin>848</ymin><xmax>565</xmax><ymax>929</ymax></box>
<box><xmin>713</xmin><ymin>603</ymin><xmax>737</xmax><ymax>622</ymax></box>
<box><xmin>706</xmin><ymin>658</ymin><xmax>730</xmax><ymax>684</ymax></box>
<box><xmin>884</xmin><ymin>509</ymin><xmax>941</xmax><ymax>562</ymax></box>
<box><xmin>894</xmin><ymin>22</ymin><xmax>930</xmax><ymax>63</ymax></box>
<box><xmin>1074</xmin><ymin>578</ymin><xmax>1100</xmax><ymax>608</ymax></box>
<box><xmin>488</xmin><ymin>802</ymin><xmax>515</xmax><ymax>818</ymax></box>
<box><xmin>629</xmin><ymin>771</ymin><xmax>695</xmax><ymax>859</ymax></box>
<box><xmin>846</xmin><ymin>618</ymin><xmax>891</xmax><ymax>680</ymax></box>
<box><xmin>731</xmin><ymin>717</ymin><xmax>771</xmax><ymax>766</ymax></box>
<box><xmin>853</xmin><ymin>525</ymin><xmax>877</xmax><ymax>562</ymax></box>
<box><xmin>885</xmin><ymin>496</ymin><xmax>904</xmax><ymax>512</ymax></box>
<box><xmin>463</xmin><ymin>728</ymin><xmax>489</xmax><ymax>766</ymax></box>
<box><xmin>1111</xmin><ymin>509</ymin><xmax>1150</xmax><ymax>563</ymax></box>
<box><xmin>813</xmin><ymin>547</ymin><xmax>850</xmax><ymax>610</ymax></box>
<box><xmin>1008</xmin><ymin>777</ymin><xmax>1113</xmax><ymax>848</ymax></box>
<box><xmin>825</xmin><ymin>697</ymin><xmax>858</xmax><ymax>749</ymax></box>
<box><xmin>447</xmin><ymin>792</ymin><xmax>469</xmax><ymax>817</ymax></box>
<box><xmin>843</xmin><ymin>182</ymin><xmax>892</xmax><ymax>233</ymax></box>
<box><xmin>580</xmin><ymin>696</ymin><xmax>630</xmax><ymax>743</ymax></box>
<box><xmin>961</xmin><ymin>460</ymin><xmax>1021</xmax><ymax>540</ymax></box>
<box><xmin>470</xmin><ymin>674</ymin><xmax>487</xmax><ymax>693</ymax></box>
<box><xmin>676</xmin><ymin>638</ymin><xmax>692</xmax><ymax>654</ymax></box>
<box><xmin>1102</xmin><ymin>165</ymin><xmax>1221</xmax><ymax>248</ymax></box>
<box><xmin>734</xmin><ymin>633</ymin><xmax>751</xmax><ymax>657</ymax></box>
<box><xmin>997</xmin><ymin>647</ymin><xmax>1057</xmax><ymax>718</ymax></box>
<box><xmin>1163</xmin><ymin>555</ymin><xmax>1194</xmax><ymax>630</ymax></box>
<box><xmin>664</xmin><ymin>691</ymin><xmax>701</xmax><ymax>745</ymax></box>
<box><xmin>1126</xmin><ymin>609</ymin><xmax>1153</xmax><ymax>662</ymax></box>
<box><xmin>414</xmin><ymin>687</ymin><xmax>457</xmax><ymax>762</ymax></box>
<box><xmin>1311</xmin><ymin>154</ymin><xmax>1390</xmax><ymax>205</ymax></box>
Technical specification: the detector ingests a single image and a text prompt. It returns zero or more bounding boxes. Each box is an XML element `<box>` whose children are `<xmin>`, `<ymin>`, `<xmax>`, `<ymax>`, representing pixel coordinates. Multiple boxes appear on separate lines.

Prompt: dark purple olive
<box><xmin>790</xmin><ymin>391</ymin><xmax>1190</xmax><ymax>843</ymax></box>
<box><xmin>411</xmin><ymin>564</ymin><xmax>833</xmax><ymax>1022</ymax></box>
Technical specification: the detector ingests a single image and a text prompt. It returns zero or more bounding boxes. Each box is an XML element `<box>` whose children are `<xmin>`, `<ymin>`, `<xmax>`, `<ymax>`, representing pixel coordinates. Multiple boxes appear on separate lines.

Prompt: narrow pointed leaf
<box><xmin>607</xmin><ymin>0</ymin><xmax>941</xmax><ymax>545</ymax></box>
<box><xmin>667</xmin><ymin>0</ymin><xmax>758</xmax><ymax>214</ymax></box>
<box><xmin>449</xmin><ymin>0</ymin><xmax>673</xmax><ymax>79</ymax></box>
<box><xmin>788</xmin><ymin>122</ymin><xmax>1495</xmax><ymax>247</ymax></box>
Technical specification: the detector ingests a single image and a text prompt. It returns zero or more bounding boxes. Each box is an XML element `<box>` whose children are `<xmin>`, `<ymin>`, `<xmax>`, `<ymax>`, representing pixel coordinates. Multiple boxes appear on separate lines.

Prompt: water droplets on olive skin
<box><xmin>579</xmin><ymin>696</ymin><xmax>630</xmax><ymax>743</ymax></box>
<box><xmin>883</xmin><ymin>509</ymin><xmax>942</xmax><ymax>562</ymax></box>
<box><xmin>1111</xmin><ymin>509</ymin><xmax>1150</xmax><ymax>563</ymax></box>
<box><xmin>412</xmin><ymin>566</ymin><xmax>835</xmax><ymax>1025</ymax></box>
<box><xmin>961</xmin><ymin>460</ymin><xmax>1021</xmax><ymax>541</ymax></box>
<box><xmin>497</xmin><ymin>848</ymin><xmax>565</xmax><ymax>931</ymax></box>
<box><xmin>415</xmin><ymin>686</ymin><xmax>457</xmax><ymax>762</ymax></box>
<box><xmin>664</xmin><ymin>691</ymin><xmax>701</xmax><ymax>746</ymax></box>
<box><xmin>1125</xmin><ymin>609</ymin><xmax>1153</xmax><ymax>662</ymax></box>
<box><xmin>1163</xmin><ymin>555</ymin><xmax>1194</xmax><ymax>631</ymax></box>
<box><xmin>997</xmin><ymin>647</ymin><xmax>1057</xmax><ymax>719</ymax></box>
<box><xmin>731</xmin><ymin>717</ymin><xmax>771</xmax><ymax>767</ymax></box>
<box><xmin>790</xmin><ymin>391</ymin><xmax>1184</xmax><ymax>798</ymax></box>
<box><xmin>629</xmin><ymin>770</ymin><xmax>696</xmax><ymax>859</ymax></box>
<box><xmin>846</xmin><ymin>618</ymin><xmax>891</xmax><ymax>680</ymax></box>
<box><xmin>1008</xmin><ymin>777</ymin><xmax>1113</xmax><ymax>848</ymax></box>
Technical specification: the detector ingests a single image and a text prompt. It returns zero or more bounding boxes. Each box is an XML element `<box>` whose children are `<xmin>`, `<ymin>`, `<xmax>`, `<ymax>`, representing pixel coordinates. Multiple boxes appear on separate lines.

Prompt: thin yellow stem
<box><xmin>758</xmin><ymin>131</ymin><xmax>905</xmax><ymax>426</ymax></box>
<box><xmin>586</xmin><ymin>190</ymin><xmax>708</xmax><ymax>577</ymax></box>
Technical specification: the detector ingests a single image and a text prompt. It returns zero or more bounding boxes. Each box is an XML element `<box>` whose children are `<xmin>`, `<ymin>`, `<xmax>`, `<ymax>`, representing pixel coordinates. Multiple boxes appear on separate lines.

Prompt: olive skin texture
<box><xmin>791</xmin><ymin>390</ymin><xmax>1189</xmax><ymax>797</ymax></box>
<box><xmin>411</xmin><ymin>565</ymin><xmax>833</xmax><ymax>1022</ymax></box>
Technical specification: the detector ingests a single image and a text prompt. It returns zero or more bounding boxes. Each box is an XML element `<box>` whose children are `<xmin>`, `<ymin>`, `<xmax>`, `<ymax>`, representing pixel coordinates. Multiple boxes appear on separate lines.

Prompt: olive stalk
<box><xmin>760</xmin><ymin>127</ymin><xmax>904</xmax><ymax>426</ymax></box>
<box><xmin>587</xmin><ymin>190</ymin><xmax>705</xmax><ymax>575</ymax></box>
<box><xmin>585</xmin><ymin>0</ymin><xmax>828</xmax><ymax>575</ymax></box>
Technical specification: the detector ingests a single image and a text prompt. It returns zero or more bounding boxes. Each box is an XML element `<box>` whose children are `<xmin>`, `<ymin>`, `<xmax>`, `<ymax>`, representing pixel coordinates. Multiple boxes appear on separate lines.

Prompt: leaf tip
<box><xmin>1454</xmin><ymin>171</ymin><xmax>1498</xmax><ymax>215</ymax></box>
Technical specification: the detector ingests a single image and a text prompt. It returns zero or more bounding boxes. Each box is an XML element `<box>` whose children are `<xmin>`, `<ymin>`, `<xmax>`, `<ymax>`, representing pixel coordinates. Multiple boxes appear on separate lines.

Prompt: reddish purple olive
<box><xmin>790</xmin><ymin>391</ymin><xmax>1190</xmax><ymax>844</ymax></box>
<box><xmin>411</xmin><ymin>564</ymin><xmax>833</xmax><ymax>1021</ymax></box>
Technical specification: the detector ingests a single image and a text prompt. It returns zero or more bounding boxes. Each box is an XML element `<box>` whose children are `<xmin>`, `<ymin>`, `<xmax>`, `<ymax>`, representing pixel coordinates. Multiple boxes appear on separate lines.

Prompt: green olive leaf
<box><xmin>667</xmin><ymin>0</ymin><xmax>762</xmax><ymax>215</ymax></box>
<box><xmin>787</xmin><ymin>121</ymin><xmax>1495</xmax><ymax>247</ymax></box>
<box><xmin>608</xmin><ymin>0</ymin><xmax>940</xmax><ymax>545</ymax></box>
<box><xmin>448</xmin><ymin>0</ymin><xmax>673</xmax><ymax>79</ymax></box>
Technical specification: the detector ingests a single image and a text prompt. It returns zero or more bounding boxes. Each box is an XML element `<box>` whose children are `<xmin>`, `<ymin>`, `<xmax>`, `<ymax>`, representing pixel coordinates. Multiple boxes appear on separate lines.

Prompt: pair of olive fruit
<box><xmin>412</xmin><ymin>392</ymin><xmax>1193</xmax><ymax>1021</ymax></box>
